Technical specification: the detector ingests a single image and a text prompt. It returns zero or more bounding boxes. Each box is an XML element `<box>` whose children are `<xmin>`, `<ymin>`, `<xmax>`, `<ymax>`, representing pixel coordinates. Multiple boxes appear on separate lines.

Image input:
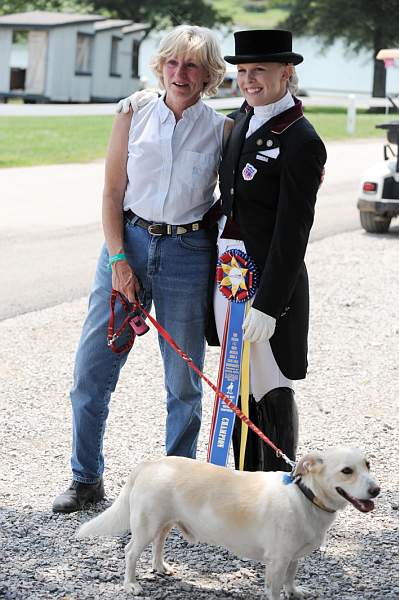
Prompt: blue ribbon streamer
<box><xmin>208</xmin><ymin>301</ymin><xmax>246</xmax><ymax>466</ymax></box>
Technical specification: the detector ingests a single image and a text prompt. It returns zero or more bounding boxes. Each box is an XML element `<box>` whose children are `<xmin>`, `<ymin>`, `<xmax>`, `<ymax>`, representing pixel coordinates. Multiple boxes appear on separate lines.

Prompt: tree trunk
<box><xmin>372</xmin><ymin>30</ymin><xmax>386</xmax><ymax>98</ymax></box>
<box><xmin>372</xmin><ymin>56</ymin><xmax>386</xmax><ymax>98</ymax></box>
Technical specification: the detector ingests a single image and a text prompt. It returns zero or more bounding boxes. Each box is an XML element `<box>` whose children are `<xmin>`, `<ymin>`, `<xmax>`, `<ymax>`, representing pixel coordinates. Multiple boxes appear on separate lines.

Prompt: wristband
<box><xmin>108</xmin><ymin>253</ymin><xmax>127</xmax><ymax>270</ymax></box>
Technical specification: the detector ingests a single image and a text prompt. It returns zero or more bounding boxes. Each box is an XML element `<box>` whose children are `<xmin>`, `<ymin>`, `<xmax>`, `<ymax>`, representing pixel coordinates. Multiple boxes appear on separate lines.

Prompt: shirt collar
<box><xmin>158</xmin><ymin>92</ymin><xmax>204</xmax><ymax>124</ymax></box>
<box><xmin>158</xmin><ymin>92</ymin><xmax>171</xmax><ymax>123</ymax></box>
<box><xmin>252</xmin><ymin>91</ymin><xmax>295</xmax><ymax>123</ymax></box>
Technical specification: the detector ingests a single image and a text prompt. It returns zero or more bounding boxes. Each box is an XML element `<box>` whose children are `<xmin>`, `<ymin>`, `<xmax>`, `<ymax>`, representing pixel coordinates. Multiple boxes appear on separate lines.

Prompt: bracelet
<box><xmin>108</xmin><ymin>253</ymin><xmax>127</xmax><ymax>270</ymax></box>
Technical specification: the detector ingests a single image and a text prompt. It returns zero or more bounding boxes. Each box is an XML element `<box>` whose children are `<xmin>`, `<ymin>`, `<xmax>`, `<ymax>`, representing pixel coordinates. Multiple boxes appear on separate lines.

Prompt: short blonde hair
<box><xmin>150</xmin><ymin>25</ymin><xmax>226</xmax><ymax>97</ymax></box>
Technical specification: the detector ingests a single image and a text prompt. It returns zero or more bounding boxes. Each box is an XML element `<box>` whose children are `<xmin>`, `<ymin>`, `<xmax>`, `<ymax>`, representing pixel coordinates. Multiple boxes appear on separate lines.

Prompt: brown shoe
<box><xmin>52</xmin><ymin>479</ymin><xmax>105</xmax><ymax>513</ymax></box>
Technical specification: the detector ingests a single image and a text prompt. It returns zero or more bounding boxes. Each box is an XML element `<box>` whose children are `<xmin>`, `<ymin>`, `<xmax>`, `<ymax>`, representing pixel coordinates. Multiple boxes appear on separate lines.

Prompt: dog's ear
<box><xmin>294</xmin><ymin>453</ymin><xmax>324</xmax><ymax>476</ymax></box>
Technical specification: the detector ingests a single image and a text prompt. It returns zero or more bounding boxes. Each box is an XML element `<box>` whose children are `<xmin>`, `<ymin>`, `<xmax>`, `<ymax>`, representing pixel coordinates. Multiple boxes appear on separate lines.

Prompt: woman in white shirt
<box><xmin>53</xmin><ymin>25</ymin><xmax>233</xmax><ymax>514</ymax></box>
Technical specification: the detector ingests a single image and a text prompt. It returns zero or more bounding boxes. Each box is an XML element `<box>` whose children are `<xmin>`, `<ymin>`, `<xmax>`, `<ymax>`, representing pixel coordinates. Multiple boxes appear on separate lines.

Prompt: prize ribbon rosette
<box><xmin>216</xmin><ymin>249</ymin><xmax>259</xmax><ymax>303</ymax></box>
<box><xmin>208</xmin><ymin>249</ymin><xmax>259</xmax><ymax>469</ymax></box>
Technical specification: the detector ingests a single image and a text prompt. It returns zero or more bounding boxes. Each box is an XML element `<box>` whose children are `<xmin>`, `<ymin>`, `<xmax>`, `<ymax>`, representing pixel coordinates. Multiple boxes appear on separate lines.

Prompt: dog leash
<box><xmin>107</xmin><ymin>291</ymin><xmax>149</xmax><ymax>353</ymax></box>
<box><xmin>108</xmin><ymin>289</ymin><xmax>296</xmax><ymax>470</ymax></box>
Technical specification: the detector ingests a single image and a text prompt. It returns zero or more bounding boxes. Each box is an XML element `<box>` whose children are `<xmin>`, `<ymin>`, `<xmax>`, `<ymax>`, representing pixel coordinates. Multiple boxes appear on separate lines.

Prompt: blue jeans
<box><xmin>70</xmin><ymin>219</ymin><xmax>214</xmax><ymax>483</ymax></box>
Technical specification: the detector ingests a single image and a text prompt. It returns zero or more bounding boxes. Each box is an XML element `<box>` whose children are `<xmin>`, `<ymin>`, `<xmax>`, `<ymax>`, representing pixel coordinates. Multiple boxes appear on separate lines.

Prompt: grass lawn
<box><xmin>303</xmin><ymin>106</ymin><xmax>390</xmax><ymax>140</ymax></box>
<box><xmin>213</xmin><ymin>0</ymin><xmax>287</xmax><ymax>27</ymax></box>
<box><xmin>219</xmin><ymin>106</ymin><xmax>390</xmax><ymax>141</ymax></box>
<box><xmin>0</xmin><ymin>115</ymin><xmax>113</xmax><ymax>168</ymax></box>
<box><xmin>0</xmin><ymin>107</ymin><xmax>390</xmax><ymax>169</ymax></box>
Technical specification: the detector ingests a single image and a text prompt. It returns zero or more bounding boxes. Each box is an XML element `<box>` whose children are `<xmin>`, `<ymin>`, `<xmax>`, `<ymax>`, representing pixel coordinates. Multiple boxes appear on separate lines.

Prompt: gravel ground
<box><xmin>1</xmin><ymin>229</ymin><xmax>398</xmax><ymax>599</ymax></box>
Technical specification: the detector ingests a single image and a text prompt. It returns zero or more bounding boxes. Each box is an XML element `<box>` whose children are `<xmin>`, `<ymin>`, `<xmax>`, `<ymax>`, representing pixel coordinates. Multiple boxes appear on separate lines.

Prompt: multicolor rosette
<box><xmin>208</xmin><ymin>250</ymin><xmax>259</xmax><ymax>469</ymax></box>
<box><xmin>216</xmin><ymin>249</ymin><xmax>259</xmax><ymax>303</ymax></box>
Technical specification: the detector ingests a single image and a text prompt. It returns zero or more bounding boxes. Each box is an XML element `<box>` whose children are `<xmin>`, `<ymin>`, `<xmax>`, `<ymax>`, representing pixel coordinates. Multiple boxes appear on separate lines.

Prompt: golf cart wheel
<box><xmin>359</xmin><ymin>211</ymin><xmax>391</xmax><ymax>233</ymax></box>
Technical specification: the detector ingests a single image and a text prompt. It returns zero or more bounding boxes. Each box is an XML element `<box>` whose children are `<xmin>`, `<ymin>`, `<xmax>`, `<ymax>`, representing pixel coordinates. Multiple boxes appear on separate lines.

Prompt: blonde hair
<box><xmin>288</xmin><ymin>67</ymin><xmax>299</xmax><ymax>95</ymax></box>
<box><xmin>150</xmin><ymin>25</ymin><xmax>226</xmax><ymax>97</ymax></box>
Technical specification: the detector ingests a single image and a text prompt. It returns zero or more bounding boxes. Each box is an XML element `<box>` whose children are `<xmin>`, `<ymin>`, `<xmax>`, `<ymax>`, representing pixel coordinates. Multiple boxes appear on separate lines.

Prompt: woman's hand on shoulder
<box><xmin>116</xmin><ymin>89</ymin><xmax>158</xmax><ymax>114</ymax></box>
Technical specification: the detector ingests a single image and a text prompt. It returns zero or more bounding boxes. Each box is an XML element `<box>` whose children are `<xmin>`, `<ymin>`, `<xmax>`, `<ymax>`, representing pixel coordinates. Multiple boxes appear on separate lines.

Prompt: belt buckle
<box><xmin>148</xmin><ymin>223</ymin><xmax>164</xmax><ymax>236</ymax></box>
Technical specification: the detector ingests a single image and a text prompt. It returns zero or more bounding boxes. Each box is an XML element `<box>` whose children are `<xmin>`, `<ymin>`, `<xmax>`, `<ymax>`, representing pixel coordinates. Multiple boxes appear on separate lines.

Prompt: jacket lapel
<box><xmin>230</xmin><ymin>109</ymin><xmax>253</xmax><ymax>172</ymax></box>
<box><xmin>243</xmin><ymin>120</ymin><xmax>278</xmax><ymax>155</ymax></box>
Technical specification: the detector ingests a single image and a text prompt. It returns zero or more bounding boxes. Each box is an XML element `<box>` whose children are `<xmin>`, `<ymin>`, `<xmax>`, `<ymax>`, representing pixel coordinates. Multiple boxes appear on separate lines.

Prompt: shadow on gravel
<box><xmin>1</xmin><ymin>503</ymin><xmax>398</xmax><ymax>599</ymax></box>
<box><xmin>352</xmin><ymin>524</ymin><xmax>399</xmax><ymax>595</ymax></box>
<box><xmin>296</xmin><ymin>522</ymin><xmax>399</xmax><ymax>600</ymax></box>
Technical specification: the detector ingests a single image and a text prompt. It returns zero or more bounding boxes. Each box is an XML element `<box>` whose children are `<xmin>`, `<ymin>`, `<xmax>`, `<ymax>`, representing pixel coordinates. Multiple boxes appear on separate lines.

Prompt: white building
<box><xmin>0</xmin><ymin>11</ymin><xmax>149</xmax><ymax>102</ymax></box>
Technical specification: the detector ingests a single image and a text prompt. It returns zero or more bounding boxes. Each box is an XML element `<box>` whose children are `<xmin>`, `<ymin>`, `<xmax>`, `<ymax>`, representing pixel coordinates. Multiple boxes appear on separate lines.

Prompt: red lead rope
<box><xmin>109</xmin><ymin>289</ymin><xmax>296</xmax><ymax>469</ymax></box>
<box><xmin>107</xmin><ymin>291</ymin><xmax>136</xmax><ymax>353</ymax></box>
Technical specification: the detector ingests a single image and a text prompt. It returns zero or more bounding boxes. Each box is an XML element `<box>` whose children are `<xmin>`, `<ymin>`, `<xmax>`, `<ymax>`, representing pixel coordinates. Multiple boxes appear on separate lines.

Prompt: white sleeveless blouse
<box><xmin>123</xmin><ymin>94</ymin><xmax>226</xmax><ymax>224</ymax></box>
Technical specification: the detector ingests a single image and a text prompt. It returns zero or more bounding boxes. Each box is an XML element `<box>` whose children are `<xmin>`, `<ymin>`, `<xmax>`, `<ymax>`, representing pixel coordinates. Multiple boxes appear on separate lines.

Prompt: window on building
<box><xmin>75</xmin><ymin>33</ymin><xmax>93</xmax><ymax>75</ymax></box>
<box><xmin>110</xmin><ymin>36</ymin><xmax>121</xmax><ymax>76</ymax></box>
<box><xmin>131</xmin><ymin>39</ymin><xmax>140</xmax><ymax>78</ymax></box>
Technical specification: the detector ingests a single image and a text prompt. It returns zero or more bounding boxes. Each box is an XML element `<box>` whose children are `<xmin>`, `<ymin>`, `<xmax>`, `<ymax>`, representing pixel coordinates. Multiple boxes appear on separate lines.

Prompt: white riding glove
<box><xmin>243</xmin><ymin>307</ymin><xmax>276</xmax><ymax>344</ymax></box>
<box><xmin>116</xmin><ymin>89</ymin><xmax>158</xmax><ymax>114</ymax></box>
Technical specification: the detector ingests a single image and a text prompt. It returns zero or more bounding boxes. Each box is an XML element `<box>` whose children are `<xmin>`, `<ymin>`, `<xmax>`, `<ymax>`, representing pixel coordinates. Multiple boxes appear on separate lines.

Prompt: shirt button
<box><xmin>230</xmin><ymin>187</ymin><xmax>234</xmax><ymax>195</ymax></box>
<box><xmin>266</xmin><ymin>139</ymin><xmax>273</xmax><ymax>147</ymax></box>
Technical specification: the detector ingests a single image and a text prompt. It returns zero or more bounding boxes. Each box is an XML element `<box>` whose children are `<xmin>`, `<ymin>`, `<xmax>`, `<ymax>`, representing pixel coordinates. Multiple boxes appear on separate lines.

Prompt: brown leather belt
<box><xmin>124</xmin><ymin>209</ymin><xmax>205</xmax><ymax>236</ymax></box>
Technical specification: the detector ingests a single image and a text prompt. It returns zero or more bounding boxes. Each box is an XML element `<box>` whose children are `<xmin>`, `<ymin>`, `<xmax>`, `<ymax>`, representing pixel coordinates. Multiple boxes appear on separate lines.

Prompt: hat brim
<box><xmin>224</xmin><ymin>52</ymin><xmax>303</xmax><ymax>66</ymax></box>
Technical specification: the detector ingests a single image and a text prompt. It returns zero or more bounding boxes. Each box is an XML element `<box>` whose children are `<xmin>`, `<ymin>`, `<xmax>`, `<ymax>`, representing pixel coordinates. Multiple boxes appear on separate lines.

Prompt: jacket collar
<box><xmin>251</xmin><ymin>91</ymin><xmax>295</xmax><ymax>125</ymax></box>
<box><xmin>228</xmin><ymin>96</ymin><xmax>303</xmax><ymax>170</ymax></box>
<box><xmin>268</xmin><ymin>96</ymin><xmax>303</xmax><ymax>134</ymax></box>
<box><xmin>241</xmin><ymin>96</ymin><xmax>304</xmax><ymax>136</ymax></box>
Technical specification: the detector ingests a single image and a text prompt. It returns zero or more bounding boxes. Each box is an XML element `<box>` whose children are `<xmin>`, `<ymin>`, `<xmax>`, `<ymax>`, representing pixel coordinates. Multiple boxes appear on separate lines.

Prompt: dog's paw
<box><xmin>153</xmin><ymin>561</ymin><xmax>174</xmax><ymax>576</ymax></box>
<box><xmin>123</xmin><ymin>581</ymin><xmax>143</xmax><ymax>595</ymax></box>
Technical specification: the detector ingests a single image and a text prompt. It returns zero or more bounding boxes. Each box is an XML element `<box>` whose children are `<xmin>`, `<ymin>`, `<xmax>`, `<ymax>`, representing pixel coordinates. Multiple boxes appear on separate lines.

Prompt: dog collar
<box><xmin>294</xmin><ymin>477</ymin><xmax>336</xmax><ymax>514</ymax></box>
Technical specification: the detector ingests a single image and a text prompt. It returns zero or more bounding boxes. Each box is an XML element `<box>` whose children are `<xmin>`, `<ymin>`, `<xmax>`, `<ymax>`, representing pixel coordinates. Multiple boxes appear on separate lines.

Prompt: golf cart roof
<box><xmin>376</xmin><ymin>120</ymin><xmax>399</xmax><ymax>130</ymax></box>
<box><xmin>376</xmin><ymin>121</ymin><xmax>399</xmax><ymax>146</ymax></box>
<box><xmin>376</xmin><ymin>49</ymin><xmax>399</xmax><ymax>60</ymax></box>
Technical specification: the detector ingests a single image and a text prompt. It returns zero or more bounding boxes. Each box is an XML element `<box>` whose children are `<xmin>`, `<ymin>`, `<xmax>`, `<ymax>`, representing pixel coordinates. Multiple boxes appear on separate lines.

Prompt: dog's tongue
<box><xmin>337</xmin><ymin>487</ymin><xmax>375</xmax><ymax>513</ymax></box>
<box><xmin>350</xmin><ymin>497</ymin><xmax>375</xmax><ymax>513</ymax></box>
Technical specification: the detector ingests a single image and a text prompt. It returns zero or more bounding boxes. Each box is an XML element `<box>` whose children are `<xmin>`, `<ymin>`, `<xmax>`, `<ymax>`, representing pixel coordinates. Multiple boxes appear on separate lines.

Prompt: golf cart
<box><xmin>357</xmin><ymin>121</ymin><xmax>399</xmax><ymax>233</ymax></box>
<box><xmin>357</xmin><ymin>49</ymin><xmax>399</xmax><ymax>233</ymax></box>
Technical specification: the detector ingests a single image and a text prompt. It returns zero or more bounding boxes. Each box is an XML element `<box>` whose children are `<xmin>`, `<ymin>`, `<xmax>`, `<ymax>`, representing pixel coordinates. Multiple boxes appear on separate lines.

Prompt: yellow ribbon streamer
<box><xmin>239</xmin><ymin>303</ymin><xmax>251</xmax><ymax>470</ymax></box>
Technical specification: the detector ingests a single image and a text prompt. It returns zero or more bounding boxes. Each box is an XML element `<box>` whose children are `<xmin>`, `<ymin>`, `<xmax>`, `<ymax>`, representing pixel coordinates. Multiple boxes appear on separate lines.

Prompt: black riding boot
<box><xmin>255</xmin><ymin>387</ymin><xmax>298</xmax><ymax>472</ymax></box>
<box><xmin>232</xmin><ymin>395</ymin><xmax>261</xmax><ymax>471</ymax></box>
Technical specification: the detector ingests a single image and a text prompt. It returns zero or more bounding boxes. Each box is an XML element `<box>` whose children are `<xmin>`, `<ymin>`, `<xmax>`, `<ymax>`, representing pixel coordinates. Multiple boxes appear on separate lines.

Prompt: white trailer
<box><xmin>91</xmin><ymin>20</ymin><xmax>148</xmax><ymax>102</ymax></box>
<box><xmin>0</xmin><ymin>11</ymin><xmax>148</xmax><ymax>103</ymax></box>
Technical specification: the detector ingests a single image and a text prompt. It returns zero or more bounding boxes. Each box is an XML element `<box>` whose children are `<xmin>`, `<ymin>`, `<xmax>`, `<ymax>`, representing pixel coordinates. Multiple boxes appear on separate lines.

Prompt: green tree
<box><xmin>0</xmin><ymin>1</ymin><xmax>91</xmax><ymax>14</ymax></box>
<box><xmin>279</xmin><ymin>0</ymin><xmax>399</xmax><ymax>97</ymax></box>
<box><xmin>0</xmin><ymin>0</ymin><xmax>231</xmax><ymax>30</ymax></box>
<box><xmin>89</xmin><ymin>0</ymin><xmax>231</xmax><ymax>30</ymax></box>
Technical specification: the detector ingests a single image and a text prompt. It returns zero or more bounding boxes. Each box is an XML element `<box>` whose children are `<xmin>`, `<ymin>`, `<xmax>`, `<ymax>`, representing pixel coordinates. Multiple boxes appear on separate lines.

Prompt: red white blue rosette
<box><xmin>216</xmin><ymin>249</ymin><xmax>259</xmax><ymax>303</ymax></box>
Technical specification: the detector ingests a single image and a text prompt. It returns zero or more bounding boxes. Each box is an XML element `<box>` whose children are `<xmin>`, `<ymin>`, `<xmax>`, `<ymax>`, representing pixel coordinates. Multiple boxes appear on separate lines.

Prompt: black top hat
<box><xmin>224</xmin><ymin>29</ymin><xmax>303</xmax><ymax>66</ymax></box>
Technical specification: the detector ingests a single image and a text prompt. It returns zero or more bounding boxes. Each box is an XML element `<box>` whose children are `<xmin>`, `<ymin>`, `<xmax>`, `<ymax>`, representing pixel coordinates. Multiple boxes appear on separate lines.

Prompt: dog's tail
<box><xmin>76</xmin><ymin>463</ymin><xmax>148</xmax><ymax>538</ymax></box>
